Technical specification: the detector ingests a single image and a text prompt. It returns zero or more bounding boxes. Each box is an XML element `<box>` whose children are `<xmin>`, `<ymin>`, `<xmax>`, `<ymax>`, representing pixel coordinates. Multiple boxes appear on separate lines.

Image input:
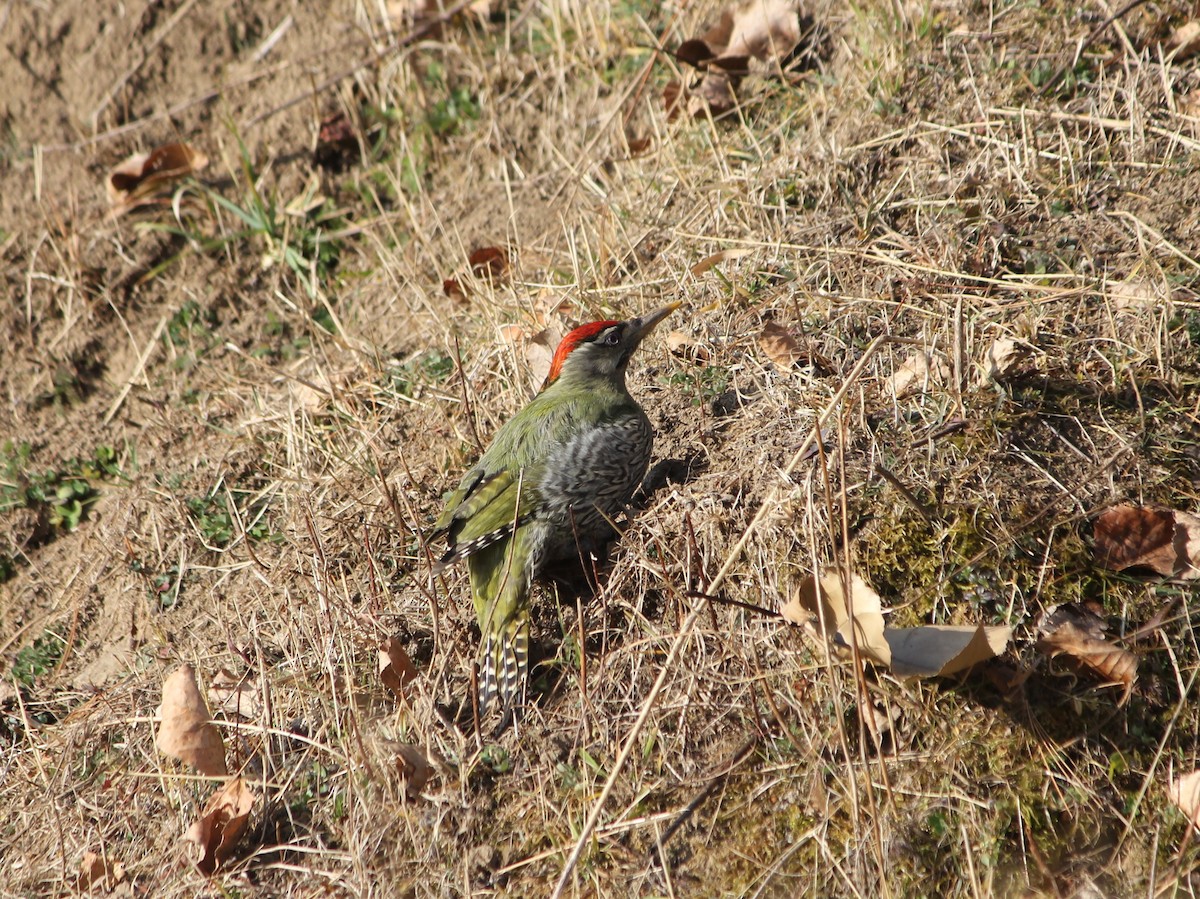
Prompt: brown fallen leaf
<box><xmin>884</xmin><ymin>623</ymin><xmax>1013</xmax><ymax>678</ymax></box>
<box><xmin>691</xmin><ymin>247</ymin><xmax>755</xmax><ymax>276</ymax></box>
<box><xmin>758</xmin><ymin>320</ymin><xmax>803</xmax><ymax>369</ymax></box>
<box><xmin>157</xmin><ymin>665</ymin><xmax>227</xmax><ymax>776</ymax></box>
<box><xmin>784</xmin><ymin>570</ymin><xmax>891</xmax><ymax>666</ymax></box>
<box><xmin>442</xmin><ymin>245</ymin><xmax>511</xmax><ymax>301</ymax></box>
<box><xmin>497</xmin><ymin>323</ymin><xmax>563</xmax><ymax>394</ymax></box>
<box><xmin>468</xmin><ymin>246</ymin><xmax>509</xmax><ymax>281</ymax></box>
<box><xmin>379</xmin><ymin>637</ymin><xmax>419</xmax><ymax>702</ymax></box>
<box><xmin>1105</xmin><ymin>274</ymin><xmax>1167</xmax><ymax>313</ymax></box>
<box><xmin>77</xmin><ymin>849</ymin><xmax>124</xmax><ymax>891</ymax></box>
<box><xmin>888</xmin><ymin>350</ymin><xmax>950</xmax><ymax>398</ymax></box>
<box><xmin>1167</xmin><ymin>20</ymin><xmax>1200</xmax><ymax>61</ymax></box>
<box><xmin>1036</xmin><ymin>603</ymin><xmax>1137</xmax><ymax>705</ymax></box>
<box><xmin>664</xmin><ymin>330</ymin><xmax>711</xmax><ymax>364</ymax></box>
<box><xmin>184</xmin><ymin>775</ymin><xmax>256</xmax><ymax>876</ymax></box>
<box><xmin>1093</xmin><ymin>505</ymin><xmax>1200</xmax><ymax>580</ymax></box>
<box><xmin>208</xmin><ymin>668</ymin><xmax>262</xmax><ymax>719</ymax></box>
<box><xmin>785</xmin><ymin>570</ymin><xmax>1011</xmax><ymax>678</ymax></box>
<box><xmin>980</xmin><ymin>336</ymin><xmax>1037</xmax><ymax>383</ymax></box>
<box><xmin>393</xmin><ymin>743</ymin><xmax>433</xmax><ymax>799</ymax></box>
<box><xmin>108</xmin><ymin>142</ymin><xmax>207</xmax><ymax>213</ymax></box>
<box><xmin>665</xmin><ymin>0</ymin><xmax>801</xmax><ymax>117</ymax></box>
<box><xmin>314</xmin><ymin>110</ymin><xmax>360</xmax><ymax>171</ymax></box>
<box><xmin>1170</xmin><ymin>769</ymin><xmax>1200</xmax><ymax>825</ymax></box>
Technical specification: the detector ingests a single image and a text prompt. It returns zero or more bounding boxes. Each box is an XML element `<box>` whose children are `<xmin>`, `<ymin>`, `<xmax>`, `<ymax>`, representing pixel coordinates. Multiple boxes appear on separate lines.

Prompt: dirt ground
<box><xmin>4</xmin><ymin>0</ymin><xmax>1200</xmax><ymax>896</ymax></box>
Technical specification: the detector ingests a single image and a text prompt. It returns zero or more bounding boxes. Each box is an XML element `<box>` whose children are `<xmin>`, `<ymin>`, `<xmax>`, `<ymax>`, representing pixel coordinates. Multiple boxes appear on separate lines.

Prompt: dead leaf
<box><xmin>314</xmin><ymin>111</ymin><xmax>360</xmax><ymax>171</ymax></box>
<box><xmin>665</xmin><ymin>330</ymin><xmax>711</xmax><ymax>363</ymax></box>
<box><xmin>1037</xmin><ymin>603</ymin><xmax>1137</xmax><ymax>705</ymax></box>
<box><xmin>862</xmin><ymin>701</ymin><xmax>901</xmax><ymax>747</ymax></box>
<box><xmin>1106</xmin><ymin>274</ymin><xmax>1167</xmax><ymax>312</ymax></box>
<box><xmin>393</xmin><ymin>743</ymin><xmax>432</xmax><ymax>799</ymax></box>
<box><xmin>156</xmin><ymin>665</ymin><xmax>227</xmax><ymax>776</ymax></box>
<box><xmin>980</xmin><ymin>336</ymin><xmax>1036</xmax><ymax>383</ymax></box>
<box><xmin>785</xmin><ymin>570</ymin><xmax>1010</xmax><ymax>678</ymax></box>
<box><xmin>665</xmin><ymin>0</ymin><xmax>801</xmax><ymax>117</ymax></box>
<box><xmin>1093</xmin><ymin>505</ymin><xmax>1200</xmax><ymax>580</ymax></box>
<box><xmin>468</xmin><ymin>246</ymin><xmax>509</xmax><ymax>281</ymax></box>
<box><xmin>786</xmin><ymin>571</ymin><xmax>891</xmax><ymax>666</ymax></box>
<box><xmin>1170</xmin><ymin>769</ymin><xmax>1200</xmax><ymax>825</ymax></box>
<box><xmin>691</xmin><ymin>247</ymin><xmax>754</xmax><ymax>275</ymax></box>
<box><xmin>208</xmin><ymin>668</ymin><xmax>262</xmax><ymax>719</ymax></box>
<box><xmin>77</xmin><ymin>850</ymin><xmax>124</xmax><ymax>891</ymax></box>
<box><xmin>184</xmin><ymin>776</ymin><xmax>256</xmax><ymax>875</ymax></box>
<box><xmin>724</xmin><ymin>0</ymin><xmax>801</xmax><ymax>61</ymax></box>
<box><xmin>758</xmin><ymin>320</ymin><xmax>803</xmax><ymax>369</ymax></box>
<box><xmin>885</xmin><ymin>623</ymin><xmax>1013</xmax><ymax>678</ymax></box>
<box><xmin>888</xmin><ymin>350</ymin><xmax>950</xmax><ymax>398</ymax></box>
<box><xmin>442</xmin><ymin>246</ymin><xmax>510</xmax><ymax>301</ymax></box>
<box><xmin>626</xmin><ymin>136</ymin><xmax>653</xmax><ymax>157</ymax></box>
<box><xmin>1167</xmin><ymin>20</ymin><xmax>1200</xmax><ymax>61</ymax></box>
<box><xmin>108</xmin><ymin>142</ymin><xmax>207</xmax><ymax>213</ymax></box>
<box><xmin>379</xmin><ymin>637</ymin><xmax>418</xmax><ymax>702</ymax></box>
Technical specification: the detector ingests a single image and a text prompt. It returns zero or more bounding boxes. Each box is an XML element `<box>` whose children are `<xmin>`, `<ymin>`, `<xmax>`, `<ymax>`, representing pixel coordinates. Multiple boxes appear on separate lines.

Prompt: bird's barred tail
<box><xmin>480</xmin><ymin>620</ymin><xmax>529</xmax><ymax>716</ymax></box>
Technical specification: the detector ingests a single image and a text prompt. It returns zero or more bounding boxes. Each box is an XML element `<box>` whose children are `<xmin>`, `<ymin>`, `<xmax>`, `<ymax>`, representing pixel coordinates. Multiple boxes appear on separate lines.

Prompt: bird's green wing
<box><xmin>433</xmin><ymin>465</ymin><xmax>541</xmax><ymax>566</ymax></box>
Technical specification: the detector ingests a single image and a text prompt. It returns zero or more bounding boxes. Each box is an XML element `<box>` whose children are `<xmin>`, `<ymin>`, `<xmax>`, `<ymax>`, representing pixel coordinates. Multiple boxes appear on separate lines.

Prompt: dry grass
<box><xmin>4</xmin><ymin>0</ymin><xmax>1200</xmax><ymax>895</ymax></box>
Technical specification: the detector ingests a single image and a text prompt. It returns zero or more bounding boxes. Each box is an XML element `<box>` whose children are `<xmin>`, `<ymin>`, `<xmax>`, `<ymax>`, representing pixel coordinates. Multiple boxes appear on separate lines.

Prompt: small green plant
<box><xmin>0</xmin><ymin>442</ymin><xmax>125</xmax><ymax>544</ymax></box>
<box><xmin>150</xmin><ymin>134</ymin><xmax>347</xmax><ymax>300</ymax></box>
<box><xmin>11</xmin><ymin>628</ymin><xmax>65</xmax><ymax>686</ymax></box>
<box><xmin>388</xmin><ymin>350</ymin><xmax>455</xmax><ymax>398</ymax></box>
<box><xmin>480</xmin><ymin>744</ymin><xmax>512</xmax><ymax>774</ymax></box>
<box><xmin>665</xmin><ymin>365</ymin><xmax>731</xmax><ymax>407</ymax></box>
<box><xmin>186</xmin><ymin>487</ymin><xmax>276</xmax><ymax>547</ymax></box>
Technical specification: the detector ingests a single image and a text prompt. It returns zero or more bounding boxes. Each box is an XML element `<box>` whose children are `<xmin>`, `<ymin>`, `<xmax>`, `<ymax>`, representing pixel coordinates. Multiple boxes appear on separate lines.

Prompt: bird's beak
<box><xmin>629</xmin><ymin>301</ymin><xmax>683</xmax><ymax>344</ymax></box>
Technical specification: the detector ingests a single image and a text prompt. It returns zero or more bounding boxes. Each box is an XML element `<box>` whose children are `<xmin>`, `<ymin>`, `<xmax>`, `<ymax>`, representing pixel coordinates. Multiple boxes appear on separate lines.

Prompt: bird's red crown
<box><xmin>543</xmin><ymin>320</ymin><xmax>619</xmax><ymax>387</ymax></box>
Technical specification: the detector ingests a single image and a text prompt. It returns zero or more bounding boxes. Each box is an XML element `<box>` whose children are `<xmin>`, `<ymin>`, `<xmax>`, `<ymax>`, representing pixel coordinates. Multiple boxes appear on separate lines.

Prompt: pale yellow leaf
<box><xmin>884</xmin><ymin>624</ymin><xmax>1012</xmax><ymax>678</ymax></box>
<box><xmin>156</xmin><ymin>665</ymin><xmax>227</xmax><ymax>776</ymax></box>
<box><xmin>1171</xmin><ymin>770</ymin><xmax>1200</xmax><ymax>825</ymax></box>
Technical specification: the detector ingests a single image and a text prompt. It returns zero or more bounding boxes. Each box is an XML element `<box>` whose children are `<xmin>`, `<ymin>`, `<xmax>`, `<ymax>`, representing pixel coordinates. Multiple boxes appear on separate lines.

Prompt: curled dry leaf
<box><xmin>379</xmin><ymin>637</ymin><xmax>419</xmax><ymax>702</ymax></box>
<box><xmin>314</xmin><ymin>110</ymin><xmax>360</xmax><ymax>171</ymax></box>
<box><xmin>980</xmin><ymin>336</ymin><xmax>1036</xmax><ymax>383</ymax></box>
<box><xmin>665</xmin><ymin>330</ymin><xmax>711</xmax><ymax>364</ymax></box>
<box><xmin>392</xmin><ymin>743</ymin><xmax>433</xmax><ymax>799</ymax></box>
<box><xmin>156</xmin><ymin>664</ymin><xmax>227</xmax><ymax>776</ymax></box>
<box><xmin>1036</xmin><ymin>603</ymin><xmax>1137</xmax><ymax>705</ymax></box>
<box><xmin>1093</xmin><ymin>505</ymin><xmax>1200</xmax><ymax>580</ymax></box>
<box><xmin>784</xmin><ymin>570</ymin><xmax>1011</xmax><ymax>678</ymax></box>
<box><xmin>665</xmin><ymin>0</ymin><xmax>800</xmax><ymax>118</ymax></box>
<box><xmin>1167</xmin><ymin>20</ymin><xmax>1200</xmax><ymax>61</ymax></box>
<box><xmin>758</xmin><ymin>320</ymin><xmax>803</xmax><ymax>369</ymax></box>
<box><xmin>691</xmin><ymin>247</ymin><xmax>754</xmax><ymax>276</ymax></box>
<box><xmin>1105</xmin><ymin>274</ymin><xmax>1167</xmax><ymax>313</ymax></box>
<box><xmin>77</xmin><ymin>850</ymin><xmax>124</xmax><ymax>891</ymax></box>
<box><xmin>184</xmin><ymin>776</ymin><xmax>256</xmax><ymax>876</ymax></box>
<box><xmin>888</xmin><ymin>350</ymin><xmax>950</xmax><ymax>398</ymax></box>
<box><xmin>208</xmin><ymin>668</ymin><xmax>262</xmax><ymax>719</ymax></box>
<box><xmin>108</xmin><ymin>142</ymin><xmax>207</xmax><ymax>213</ymax></box>
<box><xmin>1170</xmin><ymin>770</ymin><xmax>1200</xmax><ymax>826</ymax></box>
<box><xmin>783</xmin><ymin>571</ymin><xmax>891</xmax><ymax>666</ymax></box>
<box><xmin>498</xmin><ymin>322</ymin><xmax>562</xmax><ymax>394</ymax></box>
<box><xmin>885</xmin><ymin>623</ymin><xmax>1013</xmax><ymax>678</ymax></box>
<box><xmin>443</xmin><ymin>245</ymin><xmax>510</xmax><ymax>301</ymax></box>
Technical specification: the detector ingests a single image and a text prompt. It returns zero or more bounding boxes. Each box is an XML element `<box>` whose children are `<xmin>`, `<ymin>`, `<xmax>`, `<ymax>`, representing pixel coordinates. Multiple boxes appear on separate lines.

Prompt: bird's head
<box><xmin>541</xmin><ymin>302</ymin><xmax>682</xmax><ymax>391</ymax></box>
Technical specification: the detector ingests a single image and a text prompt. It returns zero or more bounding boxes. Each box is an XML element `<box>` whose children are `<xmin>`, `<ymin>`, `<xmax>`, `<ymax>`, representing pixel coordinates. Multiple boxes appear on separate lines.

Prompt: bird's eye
<box><xmin>603</xmin><ymin>331</ymin><xmax>620</xmax><ymax>346</ymax></box>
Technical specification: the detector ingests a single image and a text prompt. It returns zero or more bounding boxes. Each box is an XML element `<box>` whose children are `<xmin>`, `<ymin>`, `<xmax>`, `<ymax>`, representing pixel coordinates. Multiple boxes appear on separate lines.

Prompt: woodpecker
<box><xmin>434</xmin><ymin>302</ymin><xmax>681</xmax><ymax>718</ymax></box>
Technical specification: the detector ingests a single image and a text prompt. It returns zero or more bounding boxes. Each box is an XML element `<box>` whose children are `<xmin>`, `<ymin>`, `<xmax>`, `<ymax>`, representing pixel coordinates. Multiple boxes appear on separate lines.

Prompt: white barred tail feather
<box><xmin>479</xmin><ymin>620</ymin><xmax>530</xmax><ymax>715</ymax></box>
